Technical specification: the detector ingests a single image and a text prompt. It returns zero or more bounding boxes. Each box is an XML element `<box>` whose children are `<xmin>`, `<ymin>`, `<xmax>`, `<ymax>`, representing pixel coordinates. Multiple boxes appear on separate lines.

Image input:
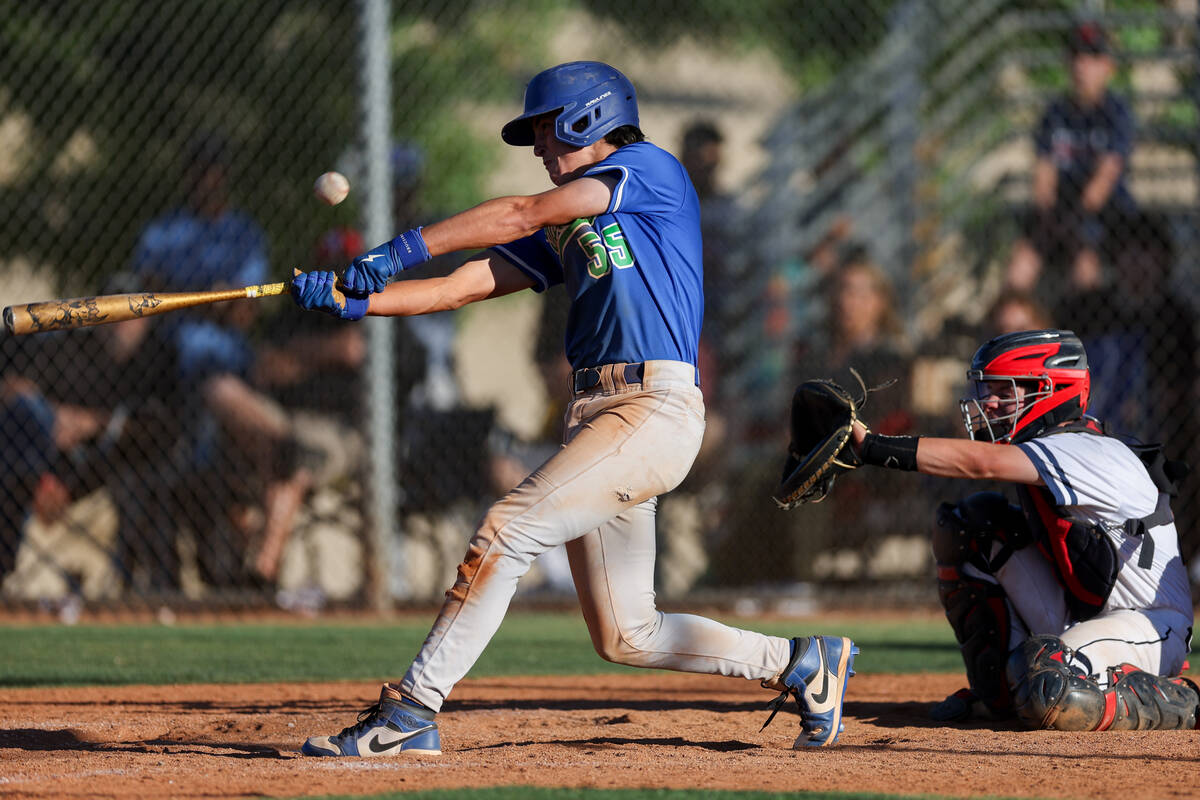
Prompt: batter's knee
<box><xmin>590</xmin><ymin>614</ymin><xmax>663</xmax><ymax>667</ymax></box>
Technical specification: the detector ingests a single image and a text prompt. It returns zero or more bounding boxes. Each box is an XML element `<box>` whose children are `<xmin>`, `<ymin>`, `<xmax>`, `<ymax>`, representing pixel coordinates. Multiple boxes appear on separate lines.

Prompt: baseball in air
<box><xmin>313</xmin><ymin>171</ymin><xmax>350</xmax><ymax>206</ymax></box>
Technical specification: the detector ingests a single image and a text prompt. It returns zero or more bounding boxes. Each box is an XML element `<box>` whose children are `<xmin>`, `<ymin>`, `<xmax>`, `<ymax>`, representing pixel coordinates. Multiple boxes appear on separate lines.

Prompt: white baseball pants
<box><xmin>968</xmin><ymin>546</ymin><xmax>1192</xmax><ymax>685</ymax></box>
<box><xmin>401</xmin><ymin>360</ymin><xmax>792</xmax><ymax>711</ymax></box>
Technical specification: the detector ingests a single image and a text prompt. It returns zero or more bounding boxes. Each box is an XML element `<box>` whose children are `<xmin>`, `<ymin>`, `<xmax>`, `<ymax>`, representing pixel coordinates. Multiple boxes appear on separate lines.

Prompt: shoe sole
<box><xmin>301</xmin><ymin>736</ymin><xmax>441</xmax><ymax>757</ymax></box>
<box><xmin>794</xmin><ymin>637</ymin><xmax>857</xmax><ymax>748</ymax></box>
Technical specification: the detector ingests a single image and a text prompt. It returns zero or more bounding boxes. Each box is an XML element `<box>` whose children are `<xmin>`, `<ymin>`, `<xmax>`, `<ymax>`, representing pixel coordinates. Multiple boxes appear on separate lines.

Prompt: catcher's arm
<box><xmin>849</xmin><ymin>421</ymin><xmax>1041</xmax><ymax>484</ymax></box>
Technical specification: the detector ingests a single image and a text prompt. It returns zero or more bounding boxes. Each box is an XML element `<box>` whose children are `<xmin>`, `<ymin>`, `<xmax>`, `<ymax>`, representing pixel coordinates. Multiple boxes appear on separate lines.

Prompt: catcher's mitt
<box><xmin>773</xmin><ymin>370</ymin><xmax>884</xmax><ymax>509</ymax></box>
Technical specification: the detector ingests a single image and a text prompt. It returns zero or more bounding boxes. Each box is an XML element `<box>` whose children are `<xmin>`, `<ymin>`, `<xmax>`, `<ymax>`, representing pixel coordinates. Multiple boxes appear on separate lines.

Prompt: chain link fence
<box><xmin>2</xmin><ymin>0</ymin><xmax>1197</xmax><ymax>615</ymax></box>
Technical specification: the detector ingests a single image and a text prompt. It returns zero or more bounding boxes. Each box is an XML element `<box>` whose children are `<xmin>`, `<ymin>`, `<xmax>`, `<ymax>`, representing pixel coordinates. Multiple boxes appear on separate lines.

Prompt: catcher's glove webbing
<box><xmin>773</xmin><ymin>369</ymin><xmax>894</xmax><ymax>509</ymax></box>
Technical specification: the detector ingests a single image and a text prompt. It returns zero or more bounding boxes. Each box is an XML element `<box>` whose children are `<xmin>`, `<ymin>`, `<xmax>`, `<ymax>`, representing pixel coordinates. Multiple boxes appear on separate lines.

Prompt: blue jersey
<box><xmin>491</xmin><ymin>142</ymin><xmax>703</xmax><ymax>376</ymax></box>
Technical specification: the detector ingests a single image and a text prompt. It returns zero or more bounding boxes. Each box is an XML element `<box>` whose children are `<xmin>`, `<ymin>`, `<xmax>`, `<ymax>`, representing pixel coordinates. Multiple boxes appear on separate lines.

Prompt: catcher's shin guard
<box><xmin>936</xmin><ymin>564</ymin><xmax>1013</xmax><ymax>716</ymax></box>
<box><xmin>1006</xmin><ymin>635</ymin><xmax>1200</xmax><ymax>731</ymax></box>
<box><xmin>932</xmin><ymin>500</ymin><xmax>1016</xmax><ymax>717</ymax></box>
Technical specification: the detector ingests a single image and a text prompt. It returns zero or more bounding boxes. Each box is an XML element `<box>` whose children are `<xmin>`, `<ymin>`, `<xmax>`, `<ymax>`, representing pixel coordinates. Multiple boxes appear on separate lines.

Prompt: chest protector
<box><xmin>1013</xmin><ymin>420</ymin><xmax>1187</xmax><ymax>621</ymax></box>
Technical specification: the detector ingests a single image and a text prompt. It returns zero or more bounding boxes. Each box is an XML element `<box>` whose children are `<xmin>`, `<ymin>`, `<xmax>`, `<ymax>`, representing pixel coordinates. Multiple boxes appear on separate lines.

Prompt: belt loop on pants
<box><xmin>570</xmin><ymin>362</ymin><xmax>645</xmax><ymax>395</ymax></box>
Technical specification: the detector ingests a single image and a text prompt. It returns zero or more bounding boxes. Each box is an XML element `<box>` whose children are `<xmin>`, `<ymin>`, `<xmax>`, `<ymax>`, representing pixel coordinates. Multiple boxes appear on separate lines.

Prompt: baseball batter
<box><xmin>846</xmin><ymin>329</ymin><xmax>1196</xmax><ymax>730</ymax></box>
<box><xmin>289</xmin><ymin>61</ymin><xmax>857</xmax><ymax>754</ymax></box>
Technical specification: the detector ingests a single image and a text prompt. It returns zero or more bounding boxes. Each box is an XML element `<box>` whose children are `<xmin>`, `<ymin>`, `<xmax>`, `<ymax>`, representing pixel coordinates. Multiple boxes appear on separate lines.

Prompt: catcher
<box><xmin>776</xmin><ymin>329</ymin><xmax>1197</xmax><ymax>730</ymax></box>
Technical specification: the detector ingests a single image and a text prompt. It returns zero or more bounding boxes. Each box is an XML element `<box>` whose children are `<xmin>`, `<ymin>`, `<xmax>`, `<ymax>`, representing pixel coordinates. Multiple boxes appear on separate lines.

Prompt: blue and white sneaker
<box><xmin>762</xmin><ymin>635</ymin><xmax>858</xmax><ymax>748</ymax></box>
<box><xmin>302</xmin><ymin>685</ymin><xmax>441</xmax><ymax>756</ymax></box>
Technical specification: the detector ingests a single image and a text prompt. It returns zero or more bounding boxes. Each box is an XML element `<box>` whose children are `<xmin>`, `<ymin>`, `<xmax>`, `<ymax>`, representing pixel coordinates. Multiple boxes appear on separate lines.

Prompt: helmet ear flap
<box><xmin>570</xmin><ymin>108</ymin><xmax>600</xmax><ymax>135</ymax></box>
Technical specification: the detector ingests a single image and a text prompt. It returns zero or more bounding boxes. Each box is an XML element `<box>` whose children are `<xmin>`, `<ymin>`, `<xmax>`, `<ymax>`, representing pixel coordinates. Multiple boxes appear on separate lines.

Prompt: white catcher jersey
<box><xmin>1017</xmin><ymin>431</ymin><xmax>1193</xmax><ymax>621</ymax></box>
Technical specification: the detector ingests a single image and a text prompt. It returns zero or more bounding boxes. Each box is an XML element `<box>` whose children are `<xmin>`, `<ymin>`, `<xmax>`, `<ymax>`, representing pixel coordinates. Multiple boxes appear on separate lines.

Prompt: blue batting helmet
<box><xmin>502</xmin><ymin>61</ymin><xmax>639</xmax><ymax>148</ymax></box>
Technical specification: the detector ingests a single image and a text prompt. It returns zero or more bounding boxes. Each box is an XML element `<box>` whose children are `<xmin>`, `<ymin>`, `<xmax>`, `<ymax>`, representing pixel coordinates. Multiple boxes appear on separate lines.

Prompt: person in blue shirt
<box><xmin>131</xmin><ymin>133</ymin><xmax>311</xmax><ymax>586</ymax></box>
<box><xmin>290</xmin><ymin>61</ymin><xmax>857</xmax><ymax>755</ymax></box>
<box><xmin>1006</xmin><ymin>21</ymin><xmax>1136</xmax><ymax>299</ymax></box>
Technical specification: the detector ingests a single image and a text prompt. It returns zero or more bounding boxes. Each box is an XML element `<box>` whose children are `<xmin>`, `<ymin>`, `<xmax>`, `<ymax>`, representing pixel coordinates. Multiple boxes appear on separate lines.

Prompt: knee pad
<box><xmin>1006</xmin><ymin>635</ymin><xmax>1200</xmax><ymax>731</ymax></box>
<box><xmin>1007</xmin><ymin>635</ymin><xmax>1103</xmax><ymax>730</ymax></box>
<box><xmin>937</xmin><ymin>565</ymin><xmax>1013</xmax><ymax>714</ymax></box>
<box><xmin>932</xmin><ymin>492</ymin><xmax>1028</xmax><ymax>573</ymax></box>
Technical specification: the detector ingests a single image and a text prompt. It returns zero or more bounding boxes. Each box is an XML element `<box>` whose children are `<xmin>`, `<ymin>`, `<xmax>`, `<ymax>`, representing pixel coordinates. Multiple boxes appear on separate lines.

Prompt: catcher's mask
<box><xmin>501</xmin><ymin>61</ymin><xmax>639</xmax><ymax>148</ymax></box>
<box><xmin>960</xmin><ymin>329</ymin><xmax>1090</xmax><ymax>444</ymax></box>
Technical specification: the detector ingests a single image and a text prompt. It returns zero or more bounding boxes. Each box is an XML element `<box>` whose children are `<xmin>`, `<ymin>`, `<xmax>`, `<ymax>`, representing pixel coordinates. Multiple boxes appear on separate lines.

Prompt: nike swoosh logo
<box><xmin>367</xmin><ymin>723</ymin><xmax>435</xmax><ymax>753</ymax></box>
<box><xmin>359</xmin><ymin>254</ymin><xmax>385</xmax><ymax>263</ymax></box>
<box><xmin>809</xmin><ymin>639</ymin><xmax>831</xmax><ymax>706</ymax></box>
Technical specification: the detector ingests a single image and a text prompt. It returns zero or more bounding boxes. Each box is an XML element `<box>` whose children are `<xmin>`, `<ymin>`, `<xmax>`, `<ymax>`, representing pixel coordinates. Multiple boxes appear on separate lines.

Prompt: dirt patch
<box><xmin>0</xmin><ymin>673</ymin><xmax>1196</xmax><ymax>799</ymax></box>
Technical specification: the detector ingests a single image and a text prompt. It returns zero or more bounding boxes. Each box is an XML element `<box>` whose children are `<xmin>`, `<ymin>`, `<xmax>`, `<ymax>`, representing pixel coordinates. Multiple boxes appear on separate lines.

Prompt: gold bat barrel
<box><xmin>2</xmin><ymin>282</ymin><xmax>288</xmax><ymax>336</ymax></box>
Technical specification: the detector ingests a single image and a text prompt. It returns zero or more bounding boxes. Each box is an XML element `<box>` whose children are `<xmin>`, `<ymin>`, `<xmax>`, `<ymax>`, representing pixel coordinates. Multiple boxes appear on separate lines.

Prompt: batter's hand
<box><xmin>341</xmin><ymin>241</ymin><xmax>398</xmax><ymax>295</ymax></box>
<box><xmin>291</xmin><ymin>269</ymin><xmax>368</xmax><ymax>320</ymax></box>
<box><xmin>341</xmin><ymin>228</ymin><xmax>431</xmax><ymax>294</ymax></box>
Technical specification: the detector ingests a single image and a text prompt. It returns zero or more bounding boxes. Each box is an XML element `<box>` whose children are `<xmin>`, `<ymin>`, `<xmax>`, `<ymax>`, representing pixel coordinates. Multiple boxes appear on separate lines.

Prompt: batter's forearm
<box><xmin>367</xmin><ymin>277</ymin><xmax>466</xmax><ymax>317</ymax></box>
<box><xmin>421</xmin><ymin>196</ymin><xmax>541</xmax><ymax>256</ymax></box>
<box><xmin>366</xmin><ymin>261</ymin><xmax>501</xmax><ymax>317</ymax></box>
<box><xmin>420</xmin><ymin>178</ymin><xmax>613</xmax><ymax>256</ymax></box>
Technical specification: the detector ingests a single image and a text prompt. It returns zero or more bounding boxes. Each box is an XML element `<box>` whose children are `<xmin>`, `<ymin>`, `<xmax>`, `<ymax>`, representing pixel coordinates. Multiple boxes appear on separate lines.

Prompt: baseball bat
<box><xmin>3</xmin><ymin>281</ymin><xmax>290</xmax><ymax>336</ymax></box>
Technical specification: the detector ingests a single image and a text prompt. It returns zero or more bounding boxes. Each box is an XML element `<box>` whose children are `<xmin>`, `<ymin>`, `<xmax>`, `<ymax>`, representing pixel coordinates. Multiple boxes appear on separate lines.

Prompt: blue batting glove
<box><xmin>291</xmin><ymin>269</ymin><xmax>368</xmax><ymax>320</ymax></box>
<box><xmin>341</xmin><ymin>228</ymin><xmax>431</xmax><ymax>294</ymax></box>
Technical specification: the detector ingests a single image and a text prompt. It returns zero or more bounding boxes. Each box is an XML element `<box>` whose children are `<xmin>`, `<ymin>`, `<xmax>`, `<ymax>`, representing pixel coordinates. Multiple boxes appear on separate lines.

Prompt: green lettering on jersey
<box><xmin>543</xmin><ymin>219</ymin><xmax>634</xmax><ymax>280</ymax></box>
<box><xmin>601</xmin><ymin>223</ymin><xmax>633</xmax><ymax>269</ymax></box>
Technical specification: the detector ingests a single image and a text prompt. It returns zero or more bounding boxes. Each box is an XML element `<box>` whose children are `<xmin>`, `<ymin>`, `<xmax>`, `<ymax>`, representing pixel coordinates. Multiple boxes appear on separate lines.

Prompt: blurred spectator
<box><xmin>985</xmin><ymin>288</ymin><xmax>1054</xmax><ymax>337</ymax></box>
<box><xmin>791</xmin><ymin>251</ymin><xmax>919</xmax><ymax>575</ymax></box>
<box><xmin>1065</xmin><ymin>211</ymin><xmax>1198</xmax><ymax>581</ymax></box>
<box><xmin>680</xmin><ymin>119</ymin><xmax>739</xmax><ymax>325</ymax></box>
<box><xmin>795</xmin><ymin>250</ymin><xmax>911</xmax><ymax>394</ymax></box>
<box><xmin>132</xmin><ymin>134</ymin><xmax>268</xmax><ymax>293</ymax></box>
<box><xmin>670</xmin><ymin>120</ymin><xmax>747</xmax><ymax>594</ymax></box>
<box><xmin>258</xmin><ymin>227</ymin><xmax>370</xmax><ymax>427</ymax></box>
<box><xmin>131</xmin><ymin>132</ymin><xmax>311</xmax><ymax>589</ymax></box>
<box><xmin>1005</xmin><ymin>21</ymin><xmax>1135</xmax><ymax>303</ymax></box>
<box><xmin>1106</xmin><ymin>212</ymin><xmax>1197</xmax><ymax>449</ymax></box>
<box><xmin>254</xmin><ymin>227</ymin><xmax>378</xmax><ymax>605</ymax></box>
<box><xmin>0</xmin><ymin>277</ymin><xmax>181</xmax><ymax>594</ymax></box>
<box><xmin>679</xmin><ymin>120</ymin><xmax>743</xmax><ymax>413</ymax></box>
<box><xmin>1053</xmin><ymin>211</ymin><xmax>1194</xmax><ymax>463</ymax></box>
<box><xmin>0</xmin><ymin>354</ymin><xmax>54</xmax><ymax>578</ymax></box>
<box><xmin>752</xmin><ymin>224</ymin><xmax>858</xmax><ymax>445</ymax></box>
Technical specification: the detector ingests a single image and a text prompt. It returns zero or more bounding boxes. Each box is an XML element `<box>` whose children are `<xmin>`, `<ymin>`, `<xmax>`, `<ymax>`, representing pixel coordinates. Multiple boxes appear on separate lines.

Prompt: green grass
<box><xmin>0</xmin><ymin>612</ymin><xmax>961</xmax><ymax>687</ymax></box>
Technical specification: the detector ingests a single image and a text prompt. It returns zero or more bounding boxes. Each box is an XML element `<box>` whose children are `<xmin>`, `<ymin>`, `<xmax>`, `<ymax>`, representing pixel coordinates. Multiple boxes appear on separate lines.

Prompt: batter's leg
<box><xmin>566</xmin><ymin>502</ymin><xmax>855</xmax><ymax>747</ymax></box>
<box><xmin>400</xmin><ymin>378</ymin><xmax>708</xmax><ymax>711</ymax></box>
<box><xmin>566</xmin><ymin>499</ymin><xmax>791</xmax><ymax>679</ymax></box>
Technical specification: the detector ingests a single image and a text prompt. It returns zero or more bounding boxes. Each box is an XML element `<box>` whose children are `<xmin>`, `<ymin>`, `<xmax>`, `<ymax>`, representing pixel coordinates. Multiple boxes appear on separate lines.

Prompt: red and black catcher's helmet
<box><xmin>960</xmin><ymin>329</ymin><xmax>1091</xmax><ymax>444</ymax></box>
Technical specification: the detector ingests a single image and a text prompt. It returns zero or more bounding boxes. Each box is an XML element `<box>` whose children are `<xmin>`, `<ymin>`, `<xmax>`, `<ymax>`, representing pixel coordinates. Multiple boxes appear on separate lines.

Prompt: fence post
<box><xmin>357</xmin><ymin>0</ymin><xmax>397</xmax><ymax>611</ymax></box>
<box><xmin>886</xmin><ymin>0</ymin><xmax>925</xmax><ymax>308</ymax></box>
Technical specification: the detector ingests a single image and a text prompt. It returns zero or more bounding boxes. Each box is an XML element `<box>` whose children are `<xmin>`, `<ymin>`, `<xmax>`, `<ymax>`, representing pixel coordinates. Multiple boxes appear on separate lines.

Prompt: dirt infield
<box><xmin>1</xmin><ymin>673</ymin><xmax>1196</xmax><ymax>799</ymax></box>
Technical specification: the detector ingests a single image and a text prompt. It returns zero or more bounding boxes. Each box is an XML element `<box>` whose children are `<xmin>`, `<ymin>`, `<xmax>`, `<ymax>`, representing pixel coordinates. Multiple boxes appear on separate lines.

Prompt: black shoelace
<box><xmin>760</xmin><ymin>687</ymin><xmax>799</xmax><ymax>732</ymax></box>
<box><xmin>336</xmin><ymin>702</ymin><xmax>384</xmax><ymax>739</ymax></box>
